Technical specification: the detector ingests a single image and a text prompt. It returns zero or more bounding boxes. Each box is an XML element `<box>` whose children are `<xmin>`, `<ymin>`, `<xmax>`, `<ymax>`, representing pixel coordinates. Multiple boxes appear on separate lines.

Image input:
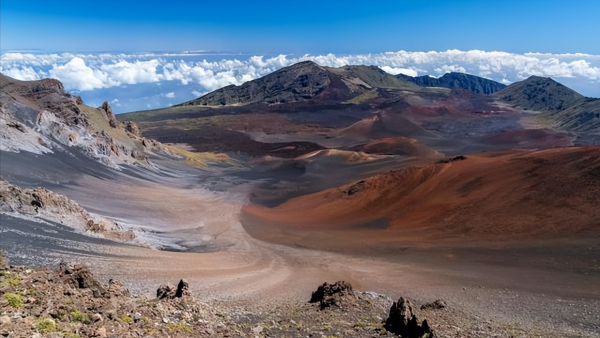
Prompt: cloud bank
<box><xmin>2</xmin><ymin>50</ymin><xmax>599</xmax><ymax>112</ymax></box>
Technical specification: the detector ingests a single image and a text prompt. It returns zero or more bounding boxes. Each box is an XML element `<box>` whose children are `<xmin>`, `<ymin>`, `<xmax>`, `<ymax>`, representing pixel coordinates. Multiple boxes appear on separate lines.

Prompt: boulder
<box><xmin>58</xmin><ymin>263</ymin><xmax>106</xmax><ymax>298</ymax></box>
<box><xmin>384</xmin><ymin>297</ymin><xmax>435</xmax><ymax>337</ymax></box>
<box><xmin>310</xmin><ymin>281</ymin><xmax>355</xmax><ymax>309</ymax></box>
<box><xmin>156</xmin><ymin>279</ymin><xmax>189</xmax><ymax>300</ymax></box>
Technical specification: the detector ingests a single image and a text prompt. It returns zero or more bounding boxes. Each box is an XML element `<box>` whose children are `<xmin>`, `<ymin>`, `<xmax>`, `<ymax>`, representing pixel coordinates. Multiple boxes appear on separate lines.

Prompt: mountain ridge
<box><xmin>395</xmin><ymin>72</ymin><xmax>506</xmax><ymax>94</ymax></box>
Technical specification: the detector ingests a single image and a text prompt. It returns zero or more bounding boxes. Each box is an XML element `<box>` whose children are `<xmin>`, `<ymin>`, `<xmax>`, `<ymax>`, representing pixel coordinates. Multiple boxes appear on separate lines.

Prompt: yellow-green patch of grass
<box><xmin>34</xmin><ymin>318</ymin><xmax>57</xmax><ymax>333</ymax></box>
<box><xmin>166</xmin><ymin>145</ymin><xmax>239</xmax><ymax>169</ymax></box>
<box><xmin>70</xmin><ymin>310</ymin><xmax>91</xmax><ymax>324</ymax></box>
<box><xmin>346</xmin><ymin>89</ymin><xmax>379</xmax><ymax>104</ymax></box>
<box><xmin>4</xmin><ymin>292</ymin><xmax>23</xmax><ymax>308</ymax></box>
<box><xmin>121</xmin><ymin>315</ymin><xmax>133</xmax><ymax>323</ymax></box>
<box><xmin>0</xmin><ymin>271</ymin><xmax>21</xmax><ymax>287</ymax></box>
<box><xmin>63</xmin><ymin>331</ymin><xmax>82</xmax><ymax>338</ymax></box>
<box><xmin>165</xmin><ymin>321</ymin><xmax>192</xmax><ymax>333</ymax></box>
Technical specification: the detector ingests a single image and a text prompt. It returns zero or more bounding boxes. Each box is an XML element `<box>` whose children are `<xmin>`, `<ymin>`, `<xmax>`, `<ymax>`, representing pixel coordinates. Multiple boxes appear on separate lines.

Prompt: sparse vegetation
<box><xmin>0</xmin><ymin>271</ymin><xmax>21</xmax><ymax>286</ymax></box>
<box><xmin>70</xmin><ymin>310</ymin><xmax>91</xmax><ymax>324</ymax></box>
<box><xmin>34</xmin><ymin>318</ymin><xmax>57</xmax><ymax>333</ymax></box>
<box><xmin>165</xmin><ymin>321</ymin><xmax>192</xmax><ymax>333</ymax></box>
<box><xmin>4</xmin><ymin>292</ymin><xmax>23</xmax><ymax>308</ymax></box>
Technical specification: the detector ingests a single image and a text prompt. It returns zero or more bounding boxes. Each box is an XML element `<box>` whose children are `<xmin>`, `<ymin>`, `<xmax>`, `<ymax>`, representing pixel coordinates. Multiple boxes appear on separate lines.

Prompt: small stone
<box><xmin>91</xmin><ymin>313</ymin><xmax>103</xmax><ymax>322</ymax></box>
<box><xmin>0</xmin><ymin>316</ymin><xmax>11</xmax><ymax>326</ymax></box>
<box><xmin>96</xmin><ymin>326</ymin><xmax>107</xmax><ymax>338</ymax></box>
<box><xmin>162</xmin><ymin>317</ymin><xmax>169</xmax><ymax>324</ymax></box>
<box><xmin>251</xmin><ymin>325</ymin><xmax>263</xmax><ymax>334</ymax></box>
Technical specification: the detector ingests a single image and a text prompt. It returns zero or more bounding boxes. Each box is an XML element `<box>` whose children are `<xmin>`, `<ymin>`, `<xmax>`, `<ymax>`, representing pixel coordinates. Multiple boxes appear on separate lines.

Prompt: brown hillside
<box><xmin>243</xmin><ymin>146</ymin><xmax>600</xmax><ymax>245</ymax></box>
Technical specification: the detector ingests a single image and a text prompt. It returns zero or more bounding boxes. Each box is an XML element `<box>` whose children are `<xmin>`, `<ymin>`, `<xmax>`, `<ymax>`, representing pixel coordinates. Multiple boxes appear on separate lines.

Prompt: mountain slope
<box><xmin>180</xmin><ymin>61</ymin><xmax>419</xmax><ymax>107</ymax></box>
<box><xmin>181</xmin><ymin>61</ymin><xmax>333</xmax><ymax>106</ymax></box>
<box><xmin>539</xmin><ymin>97</ymin><xmax>600</xmax><ymax>133</ymax></box>
<box><xmin>494</xmin><ymin>75</ymin><xmax>585</xmax><ymax>112</ymax></box>
<box><xmin>396</xmin><ymin>72</ymin><xmax>506</xmax><ymax>94</ymax></box>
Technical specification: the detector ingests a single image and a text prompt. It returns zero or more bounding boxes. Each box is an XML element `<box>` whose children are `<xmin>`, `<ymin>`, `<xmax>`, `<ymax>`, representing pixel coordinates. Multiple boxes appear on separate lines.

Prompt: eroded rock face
<box><xmin>384</xmin><ymin>297</ymin><xmax>435</xmax><ymax>338</ymax></box>
<box><xmin>310</xmin><ymin>281</ymin><xmax>356</xmax><ymax>309</ymax></box>
<box><xmin>0</xmin><ymin>177</ymin><xmax>135</xmax><ymax>241</ymax></box>
<box><xmin>124</xmin><ymin>121</ymin><xmax>140</xmax><ymax>136</ymax></box>
<box><xmin>99</xmin><ymin>101</ymin><xmax>119</xmax><ymax>128</ymax></box>
<box><xmin>0</xmin><ymin>74</ymin><xmax>166</xmax><ymax>168</ymax></box>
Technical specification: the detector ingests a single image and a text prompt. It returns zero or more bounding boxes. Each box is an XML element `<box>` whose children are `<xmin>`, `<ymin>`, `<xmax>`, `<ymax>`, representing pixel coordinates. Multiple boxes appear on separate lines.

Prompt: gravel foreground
<box><xmin>1</xmin><ymin>255</ymin><xmax>598</xmax><ymax>338</ymax></box>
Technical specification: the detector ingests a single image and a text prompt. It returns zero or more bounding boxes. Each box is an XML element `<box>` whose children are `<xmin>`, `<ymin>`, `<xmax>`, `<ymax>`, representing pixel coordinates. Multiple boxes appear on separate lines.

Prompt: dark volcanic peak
<box><xmin>181</xmin><ymin>61</ymin><xmax>331</xmax><ymax>106</ymax></box>
<box><xmin>494</xmin><ymin>75</ymin><xmax>585</xmax><ymax>112</ymax></box>
<box><xmin>396</xmin><ymin>72</ymin><xmax>506</xmax><ymax>94</ymax></box>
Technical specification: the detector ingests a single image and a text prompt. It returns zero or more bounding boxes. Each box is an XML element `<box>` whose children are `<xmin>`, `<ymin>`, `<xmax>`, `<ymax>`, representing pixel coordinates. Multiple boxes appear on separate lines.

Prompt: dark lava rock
<box><xmin>310</xmin><ymin>281</ymin><xmax>355</xmax><ymax>309</ymax></box>
<box><xmin>385</xmin><ymin>297</ymin><xmax>435</xmax><ymax>338</ymax></box>
<box><xmin>157</xmin><ymin>279</ymin><xmax>189</xmax><ymax>299</ymax></box>
<box><xmin>58</xmin><ymin>262</ymin><xmax>106</xmax><ymax>298</ymax></box>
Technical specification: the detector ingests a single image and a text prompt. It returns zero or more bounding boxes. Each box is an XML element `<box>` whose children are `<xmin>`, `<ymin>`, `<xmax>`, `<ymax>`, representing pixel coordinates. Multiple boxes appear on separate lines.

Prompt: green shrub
<box><xmin>165</xmin><ymin>321</ymin><xmax>192</xmax><ymax>333</ymax></box>
<box><xmin>121</xmin><ymin>315</ymin><xmax>133</xmax><ymax>323</ymax></box>
<box><xmin>34</xmin><ymin>318</ymin><xmax>57</xmax><ymax>333</ymax></box>
<box><xmin>0</xmin><ymin>271</ymin><xmax>20</xmax><ymax>287</ymax></box>
<box><xmin>70</xmin><ymin>310</ymin><xmax>91</xmax><ymax>324</ymax></box>
<box><xmin>4</xmin><ymin>293</ymin><xmax>23</xmax><ymax>308</ymax></box>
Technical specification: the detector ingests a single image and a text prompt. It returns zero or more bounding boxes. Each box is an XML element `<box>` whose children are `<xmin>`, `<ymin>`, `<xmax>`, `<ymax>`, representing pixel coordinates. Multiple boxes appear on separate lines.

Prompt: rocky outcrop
<box><xmin>384</xmin><ymin>297</ymin><xmax>435</xmax><ymax>337</ymax></box>
<box><xmin>123</xmin><ymin>121</ymin><xmax>140</xmax><ymax>136</ymax></box>
<box><xmin>0</xmin><ymin>177</ymin><xmax>135</xmax><ymax>241</ymax></box>
<box><xmin>396</xmin><ymin>72</ymin><xmax>506</xmax><ymax>94</ymax></box>
<box><xmin>58</xmin><ymin>263</ymin><xmax>107</xmax><ymax>298</ymax></box>
<box><xmin>310</xmin><ymin>281</ymin><xmax>356</xmax><ymax>309</ymax></box>
<box><xmin>99</xmin><ymin>101</ymin><xmax>119</xmax><ymax>128</ymax></box>
<box><xmin>156</xmin><ymin>279</ymin><xmax>190</xmax><ymax>300</ymax></box>
<box><xmin>0</xmin><ymin>73</ymin><xmax>169</xmax><ymax>168</ymax></box>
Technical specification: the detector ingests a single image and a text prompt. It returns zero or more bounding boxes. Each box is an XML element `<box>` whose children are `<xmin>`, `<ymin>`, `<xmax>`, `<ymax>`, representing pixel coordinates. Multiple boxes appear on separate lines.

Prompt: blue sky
<box><xmin>1</xmin><ymin>1</ymin><xmax>599</xmax><ymax>113</ymax></box>
<box><xmin>2</xmin><ymin>0</ymin><xmax>599</xmax><ymax>54</ymax></box>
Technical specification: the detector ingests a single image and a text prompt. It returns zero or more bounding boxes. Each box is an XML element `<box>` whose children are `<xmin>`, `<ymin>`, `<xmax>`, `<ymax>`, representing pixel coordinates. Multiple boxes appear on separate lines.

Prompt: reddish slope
<box><xmin>243</xmin><ymin>146</ymin><xmax>600</xmax><ymax>245</ymax></box>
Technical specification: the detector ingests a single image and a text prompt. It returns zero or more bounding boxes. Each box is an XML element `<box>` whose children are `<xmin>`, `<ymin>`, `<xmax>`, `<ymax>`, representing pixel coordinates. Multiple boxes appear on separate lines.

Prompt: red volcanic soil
<box><xmin>348</xmin><ymin>136</ymin><xmax>441</xmax><ymax>157</ymax></box>
<box><xmin>242</xmin><ymin>146</ymin><xmax>600</xmax><ymax>248</ymax></box>
<box><xmin>480</xmin><ymin>128</ymin><xmax>574</xmax><ymax>149</ymax></box>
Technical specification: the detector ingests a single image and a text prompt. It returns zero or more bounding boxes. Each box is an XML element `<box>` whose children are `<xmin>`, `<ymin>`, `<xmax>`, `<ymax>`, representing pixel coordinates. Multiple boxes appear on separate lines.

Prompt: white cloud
<box><xmin>2</xmin><ymin>50</ymin><xmax>599</xmax><ymax>99</ymax></box>
<box><xmin>101</xmin><ymin>59</ymin><xmax>161</xmax><ymax>85</ymax></box>
<box><xmin>48</xmin><ymin>57</ymin><xmax>116</xmax><ymax>91</ymax></box>
<box><xmin>0</xmin><ymin>66</ymin><xmax>44</xmax><ymax>81</ymax></box>
<box><xmin>164</xmin><ymin>92</ymin><xmax>175</xmax><ymax>98</ymax></box>
<box><xmin>434</xmin><ymin>64</ymin><xmax>467</xmax><ymax>74</ymax></box>
<box><xmin>380</xmin><ymin>66</ymin><xmax>418</xmax><ymax>77</ymax></box>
